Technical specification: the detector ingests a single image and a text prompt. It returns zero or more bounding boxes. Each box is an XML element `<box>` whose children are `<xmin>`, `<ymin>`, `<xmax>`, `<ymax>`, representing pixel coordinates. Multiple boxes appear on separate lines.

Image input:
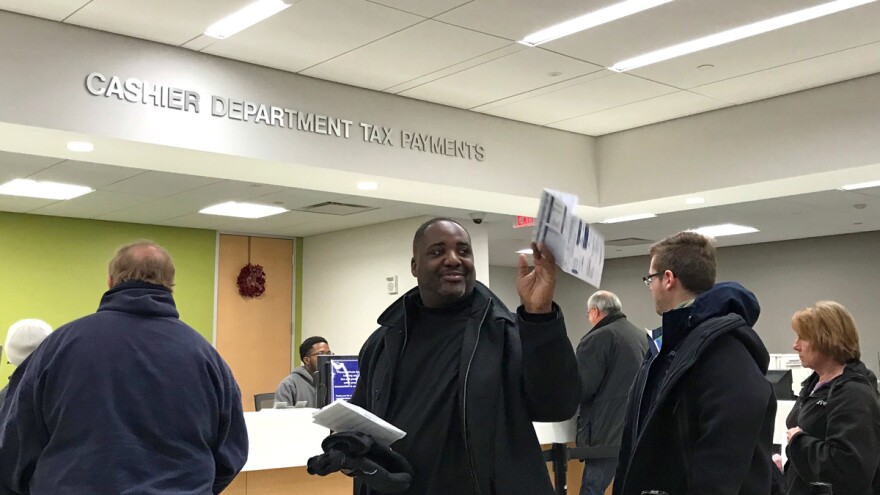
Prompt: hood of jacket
<box><xmin>97</xmin><ymin>281</ymin><xmax>179</xmax><ymax>318</ymax></box>
<box><xmin>801</xmin><ymin>359</ymin><xmax>880</xmax><ymax>397</ymax></box>
<box><xmin>291</xmin><ymin>365</ymin><xmax>315</xmax><ymax>385</ymax></box>
<box><xmin>690</xmin><ymin>281</ymin><xmax>760</xmax><ymax>328</ymax></box>
<box><xmin>660</xmin><ymin>282</ymin><xmax>768</xmax><ymax>374</ymax></box>
<box><xmin>376</xmin><ymin>280</ymin><xmax>514</xmax><ymax>329</ymax></box>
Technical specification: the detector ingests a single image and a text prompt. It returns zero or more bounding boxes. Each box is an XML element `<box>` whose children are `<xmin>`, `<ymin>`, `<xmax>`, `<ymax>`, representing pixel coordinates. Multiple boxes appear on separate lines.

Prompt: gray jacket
<box><xmin>275</xmin><ymin>366</ymin><xmax>317</xmax><ymax>407</ymax></box>
<box><xmin>576</xmin><ymin>312</ymin><xmax>649</xmax><ymax>458</ymax></box>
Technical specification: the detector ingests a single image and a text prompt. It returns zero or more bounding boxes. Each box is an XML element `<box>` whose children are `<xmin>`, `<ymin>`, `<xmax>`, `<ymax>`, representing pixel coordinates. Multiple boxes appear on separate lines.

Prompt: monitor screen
<box><xmin>315</xmin><ymin>355</ymin><xmax>360</xmax><ymax>408</ymax></box>
<box><xmin>765</xmin><ymin>369</ymin><xmax>795</xmax><ymax>400</ymax></box>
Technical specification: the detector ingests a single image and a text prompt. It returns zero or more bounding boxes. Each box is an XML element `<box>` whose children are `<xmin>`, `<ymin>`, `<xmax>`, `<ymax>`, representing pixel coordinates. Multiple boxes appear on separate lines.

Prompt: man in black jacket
<box><xmin>576</xmin><ymin>290</ymin><xmax>649</xmax><ymax>495</ymax></box>
<box><xmin>613</xmin><ymin>231</ymin><xmax>776</xmax><ymax>495</ymax></box>
<box><xmin>349</xmin><ymin>218</ymin><xmax>580</xmax><ymax>495</ymax></box>
<box><xmin>0</xmin><ymin>241</ymin><xmax>248</xmax><ymax>494</ymax></box>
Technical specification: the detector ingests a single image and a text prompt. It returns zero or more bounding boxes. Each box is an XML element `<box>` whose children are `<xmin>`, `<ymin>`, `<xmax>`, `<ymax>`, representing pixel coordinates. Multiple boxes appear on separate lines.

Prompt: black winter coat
<box><xmin>613</xmin><ymin>282</ymin><xmax>776</xmax><ymax>495</ymax></box>
<box><xmin>349</xmin><ymin>282</ymin><xmax>581</xmax><ymax>495</ymax></box>
<box><xmin>784</xmin><ymin>360</ymin><xmax>880</xmax><ymax>495</ymax></box>
<box><xmin>576</xmin><ymin>312</ymin><xmax>649</xmax><ymax>458</ymax></box>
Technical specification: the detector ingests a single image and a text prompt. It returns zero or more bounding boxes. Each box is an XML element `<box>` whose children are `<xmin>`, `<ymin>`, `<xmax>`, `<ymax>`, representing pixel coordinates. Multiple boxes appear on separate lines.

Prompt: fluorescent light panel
<box><xmin>602</xmin><ymin>213</ymin><xmax>656</xmax><ymax>224</ymax></box>
<box><xmin>357</xmin><ymin>181</ymin><xmax>378</xmax><ymax>190</ymax></box>
<box><xmin>610</xmin><ymin>0</ymin><xmax>877</xmax><ymax>72</ymax></box>
<box><xmin>517</xmin><ymin>248</ymin><xmax>534</xmax><ymax>255</ymax></box>
<box><xmin>519</xmin><ymin>0</ymin><xmax>673</xmax><ymax>46</ymax></box>
<box><xmin>690</xmin><ymin>223</ymin><xmax>758</xmax><ymax>237</ymax></box>
<box><xmin>841</xmin><ymin>179</ymin><xmax>880</xmax><ymax>190</ymax></box>
<box><xmin>205</xmin><ymin>0</ymin><xmax>291</xmax><ymax>40</ymax></box>
<box><xmin>0</xmin><ymin>179</ymin><xmax>93</xmax><ymax>200</ymax></box>
<box><xmin>686</xmin><ymin>197</ymin><xmax>706</xmax><ymax>205</ymax></box>
<box><xmin>199</xmin><ymin>201</ymin><xmax>288</xmax><ymax>219</ymax></box>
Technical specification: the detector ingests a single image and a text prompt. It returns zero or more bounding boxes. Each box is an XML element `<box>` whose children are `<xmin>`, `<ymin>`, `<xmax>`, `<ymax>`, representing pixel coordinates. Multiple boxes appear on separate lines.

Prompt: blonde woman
<box><xmin>784</xmin><ymin>301</ymin><xmax>880</xmax><ymax>494</ymax></box>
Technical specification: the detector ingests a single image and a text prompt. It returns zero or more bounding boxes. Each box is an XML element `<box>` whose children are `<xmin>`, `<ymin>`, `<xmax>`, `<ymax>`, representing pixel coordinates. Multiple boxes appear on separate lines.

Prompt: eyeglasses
<box><xmin>306</xmin><ymin>351</ymin><xmax>333</xmax><ymax>358</ymax></box>
<box><xmin>642</xmin><ymin>272</ymin><xmax>663</xmax><ymax>287</ymax></box>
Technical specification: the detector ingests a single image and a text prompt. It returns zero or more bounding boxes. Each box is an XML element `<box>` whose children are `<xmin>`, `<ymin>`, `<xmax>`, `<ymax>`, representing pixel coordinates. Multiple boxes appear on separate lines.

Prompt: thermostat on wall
<box><xmin>386</xmin><ymin>275</ymin><xmax>398</xmax><ymax>295</ymax></box>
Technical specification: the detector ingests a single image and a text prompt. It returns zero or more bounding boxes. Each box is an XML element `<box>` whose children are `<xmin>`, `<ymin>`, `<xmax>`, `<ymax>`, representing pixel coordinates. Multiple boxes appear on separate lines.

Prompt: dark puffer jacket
<box><xmin>784</xmin><ymin>360</ymin><xmax>880</xmax><ymax>495</ymax></box>
<box><xmin>614</xmin><ymin>282</ymin><xmax>776</xmax><ymax>495</ymax></box>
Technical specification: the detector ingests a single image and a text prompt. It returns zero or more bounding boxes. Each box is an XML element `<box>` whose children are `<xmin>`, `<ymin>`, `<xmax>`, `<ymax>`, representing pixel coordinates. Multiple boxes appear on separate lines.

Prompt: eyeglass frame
<box><xmin>642</xmin><ymin>272</ymin><xmax>664</xmax><ymax>287</ymax></box>
<box><xmin>305</xmin><ymin>350</ymin><xmax>334</xmax><ymax>358</ymax></box>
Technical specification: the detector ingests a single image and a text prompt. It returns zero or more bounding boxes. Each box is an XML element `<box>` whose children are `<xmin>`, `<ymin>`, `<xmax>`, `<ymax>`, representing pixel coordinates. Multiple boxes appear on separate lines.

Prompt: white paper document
<box><xmin>312</xmin><ymin>399</ymin><xmax>406</xmax><ymax>446</ymax></box>
<box><xmin>534</xmin><ymin>189</ymin><xmax>605</xmax><ymax>288</ymax></box>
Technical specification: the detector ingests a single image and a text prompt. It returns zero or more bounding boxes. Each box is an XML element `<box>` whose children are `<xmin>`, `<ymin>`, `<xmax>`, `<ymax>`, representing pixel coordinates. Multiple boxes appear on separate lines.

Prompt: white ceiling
<box><xmin>2</xmin><ymin>0</ymin><xmax>879</xmax><ymax>136</ymax></box>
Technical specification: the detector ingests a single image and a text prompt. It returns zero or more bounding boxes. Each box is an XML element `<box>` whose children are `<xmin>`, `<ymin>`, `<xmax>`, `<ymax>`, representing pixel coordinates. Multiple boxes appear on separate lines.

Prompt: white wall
<box><xmin>491</xmin><ymin>230</ymin><xmax>880</xmax><ymax>374</ymax></box>
<box><xmin>598</xmin><ymin>73</ymin><xmax>880</xmax><ymax>205</ymax></box>
<box><xmin>302</xmin><ymin>217</ymin><xmax>489</xmax><ymax>355</ymax></box>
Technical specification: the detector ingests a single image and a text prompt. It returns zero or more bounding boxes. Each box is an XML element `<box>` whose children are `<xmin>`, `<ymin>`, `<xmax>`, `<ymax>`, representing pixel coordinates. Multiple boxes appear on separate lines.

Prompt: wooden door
<box><xmin>217</xmin><ymin>235</ymin><xmax>293</xmax><ymax>412</ymax></box>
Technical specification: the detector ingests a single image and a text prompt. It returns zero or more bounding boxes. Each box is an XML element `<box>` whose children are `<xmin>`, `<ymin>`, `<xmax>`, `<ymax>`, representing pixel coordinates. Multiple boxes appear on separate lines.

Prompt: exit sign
<box><xmin>514</xmin><ymin>216</ymin><xmax>535</xmax><ymax>228</ymax></box>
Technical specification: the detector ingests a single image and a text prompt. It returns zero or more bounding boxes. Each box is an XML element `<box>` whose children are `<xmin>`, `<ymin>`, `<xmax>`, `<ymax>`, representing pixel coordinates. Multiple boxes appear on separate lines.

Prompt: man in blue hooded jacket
<box><xmin>613</xmin><ymin>231</ymin><xmax>776</xmax><ymax>495</ymax></box>
<box><xmin>0</xmin><ymin>241</ymin><xmax>248</xmax><ymax>494</ymax></box>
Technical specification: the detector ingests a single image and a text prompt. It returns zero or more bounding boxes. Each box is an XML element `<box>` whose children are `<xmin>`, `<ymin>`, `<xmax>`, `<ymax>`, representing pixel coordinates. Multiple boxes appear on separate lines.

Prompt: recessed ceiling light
<box><xmin>519</xmin><ymin>0</ymin><xmax>672</xmax><ymax>46</ymax></box>
<box><xmin>610</xmin><ymin>0</ymin><xmax>876</xmax><ymax>72</ymax></box>
<box><xmin>199</xmin><ymin>201</ymin><xmax>288</xmax><ymax>219</ymax></box>
<box><xmin>0</xmin><ymin>179</ymin><xmax>93</xmax><ymax>200</ymax></box>
<box><xmin>689</xmin><ymin>223</ymin><xmax>759</xmax><ymax>237</ymax></box>
<box><xmin>357</xmin><ymin>181</ymin><xmax>378</xmax><ymax>190</ymax></box>
<box><xmin>686</xmin><ymin>197</ymin><xmax>706</xmax><ymax>205</ymax></box>
<box><xmin>67</xmin><ymin>141</ymin><xmax>94</xmax><ymax>152</ymax></box>
<box><xmin>517</xmin><ymin>248</ymin><xmax>534</xmax><ymax>255</ymax></box>
<box><xmin>601</xmin><ymin>213</ymin><xmax>657</xmax><ymax>224</ymax></box>
<box><xmin>841</xmin><ymin>179</ymin><xmax>880</xmax><ymax>190</ymax></box>
<box><xmin>205</xmin><ymin>0</ymin><xmax>291</xmax><ymax>40</ymax></box>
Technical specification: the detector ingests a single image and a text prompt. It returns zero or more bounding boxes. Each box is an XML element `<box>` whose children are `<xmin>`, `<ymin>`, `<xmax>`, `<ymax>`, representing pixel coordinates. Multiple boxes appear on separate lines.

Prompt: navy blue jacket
<box><xmin>0</xmin><ymin>282</ymin><xmax>248</xmax><ymax>494</ymax></box>
<box><xmin>613</xmin><ymin>282</ymin><xmax>776</xmax><ymax>495</ymax></box>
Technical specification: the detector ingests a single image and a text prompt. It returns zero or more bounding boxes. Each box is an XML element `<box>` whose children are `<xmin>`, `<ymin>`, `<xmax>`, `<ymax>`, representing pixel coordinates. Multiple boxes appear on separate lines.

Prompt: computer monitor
<box><xmin>315</xmin><ymin>354</ymin><xmax>360</xmax><ymax>408</ymax></box>
<box><xmin>765</xmin><ymin>369</ymin><xmax>795</xmax><ymax>400</ymax></box>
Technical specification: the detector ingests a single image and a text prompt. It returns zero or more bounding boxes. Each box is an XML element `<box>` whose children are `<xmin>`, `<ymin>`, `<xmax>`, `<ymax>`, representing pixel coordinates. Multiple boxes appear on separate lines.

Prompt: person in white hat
<box><xmin>0</xmin><ymin>319</ymin><xmax>52</xmax><ymax>403</ymax></box>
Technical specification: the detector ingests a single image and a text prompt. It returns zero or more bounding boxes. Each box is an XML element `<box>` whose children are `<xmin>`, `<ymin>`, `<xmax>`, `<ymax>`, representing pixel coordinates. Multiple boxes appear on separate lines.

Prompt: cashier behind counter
<box><xmin>275</xmin><ymin>336</ymin><xmax>331</xmax><ymax>408</ymax></box>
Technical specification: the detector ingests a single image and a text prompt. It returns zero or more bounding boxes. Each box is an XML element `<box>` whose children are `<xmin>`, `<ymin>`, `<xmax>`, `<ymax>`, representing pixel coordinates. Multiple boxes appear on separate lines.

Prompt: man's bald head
<box><xmin>108</xmin><ymin>241</ymin><xmax>175</xmax><ymax>291</ymax></box>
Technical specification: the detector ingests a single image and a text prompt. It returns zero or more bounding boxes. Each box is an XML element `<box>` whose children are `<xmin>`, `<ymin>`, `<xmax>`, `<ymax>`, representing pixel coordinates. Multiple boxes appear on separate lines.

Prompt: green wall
<box><xmin>0</xmin><ymin>212</ymin><xmax>216</xmax><ymax>385</ymax></box>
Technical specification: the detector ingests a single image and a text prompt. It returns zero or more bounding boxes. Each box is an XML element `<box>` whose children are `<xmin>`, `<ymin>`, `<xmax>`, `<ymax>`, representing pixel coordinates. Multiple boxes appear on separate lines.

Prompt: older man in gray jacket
<box><xmin>576</xmin><ymin>291</ymin><xmax>649</xmax><ymax>495</ymax></box>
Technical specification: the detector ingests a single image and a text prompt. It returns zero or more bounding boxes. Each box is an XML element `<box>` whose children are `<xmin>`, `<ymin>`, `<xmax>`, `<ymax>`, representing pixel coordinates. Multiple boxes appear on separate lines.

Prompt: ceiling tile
<box><xmin>369</xmin><ymin>0</ymin><xmax>470</xmax><ymax>18</ymax></box>
<box><xmin>548</xmin><ymin>90</ymin><xmax>730</xmax><ymax>136</ymax></box>
<box><xmin>30</xmin><ymin>190</ymin><xmax>154</xmax><ymax>218</ymax></box>
<box><xmin>399</xmin><ymin>48</ymin><xmax>603</xmax><ymax>109</ymax></box>
<box><xmin>0</xmin><ymin>196</ymin><xmax>58</xmax><ymax>213</ymax></box>
<box><xmin>216</xmin><ymin>209</ymin><xmax>324</xmax><ymax>233</ymax></box>
<box><xmin>482</xmin><ymin>73</ymin><xmax>677</xmax><ymax>127</ymax></box>
<box><xmin>301</xmin><ymin>20</ymin><xmax>510</xmax><ymax>91</ymax></box>
<box><xmin>28</xmin><ymin>161</ymin><xmax>145</xmax><ymax>188</ymax></box>
<box><xmin>384</xmin><ymin>43</ymin><xmax>523</xmax><ymax>94</ymax></box>
<box><xmin>544</xmin><ymin>0</ymin><xmax>830</xmax><ymax>67</ymax></box>
<box><xmin>157</xmin><ymin>213</ymin><xmax>234</xmax><ymax>230</ymax></box>
<box><xmin>0</xmin><ymin>152</ymin><xmax>63</xmax><ymax>182</ymax></box>
<box><xmin>204</xmin><ymin>0</ymin><xmax>422</xmax><ymax>73</ymax></box>
<box><xmin>436</xmin><ymin>0</ymin><xmax>613</xmax><ymax>41</ymax></box>
<box><xmin>691</xmin><ymin>41</ymin><xmax>880</xmax><ymax>104</ymax></box>
<box><xmin>102</xmin><ymin>171</ymin><xmax>222</xmax><ymax>196</ymax></box>
<box><xmin>625</xmin><ymin>2</ymin><xmax>880</xmax><ymax>89</ymax></box>
<box><xmin>0</xmin><ymin>0</ymin><xmax>87</xmax><ymax>21</ymax></box>
<box><xmin>66</xmin><ymin>0</ymin><xmax>250</xmax><ymax>46</ymax></box>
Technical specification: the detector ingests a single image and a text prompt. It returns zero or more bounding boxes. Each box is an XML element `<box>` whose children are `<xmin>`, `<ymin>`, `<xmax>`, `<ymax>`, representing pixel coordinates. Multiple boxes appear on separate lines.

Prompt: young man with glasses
<box><xmin>275</xmin><ymin>335</ymin><xmax>331</xmax><ymax>407</ymax></box>
<box><xmin>613</xmin><ymin>231</ymin><xmax>776</xmax><ymax>495</ymax></box>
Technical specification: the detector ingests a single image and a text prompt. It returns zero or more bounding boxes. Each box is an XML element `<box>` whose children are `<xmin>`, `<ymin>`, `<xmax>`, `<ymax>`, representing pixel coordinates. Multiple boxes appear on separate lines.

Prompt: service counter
<box><xmin>227</xmin><ymin>403</ymin><xmax>795</xmax><ymax>494</ymax></box>
<box><xmin>227</xmin><ymin>409</ymin><xmax>582</xmax><ymax>494</ymax></box>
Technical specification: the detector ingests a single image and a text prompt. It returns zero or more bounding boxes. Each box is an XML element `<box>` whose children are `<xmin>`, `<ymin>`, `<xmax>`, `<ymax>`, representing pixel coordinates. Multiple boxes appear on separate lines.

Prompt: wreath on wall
<box><xmin>237</xmin><ymin>237</ymin><xmax>266</xmax><ymax>298</ymax></box>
